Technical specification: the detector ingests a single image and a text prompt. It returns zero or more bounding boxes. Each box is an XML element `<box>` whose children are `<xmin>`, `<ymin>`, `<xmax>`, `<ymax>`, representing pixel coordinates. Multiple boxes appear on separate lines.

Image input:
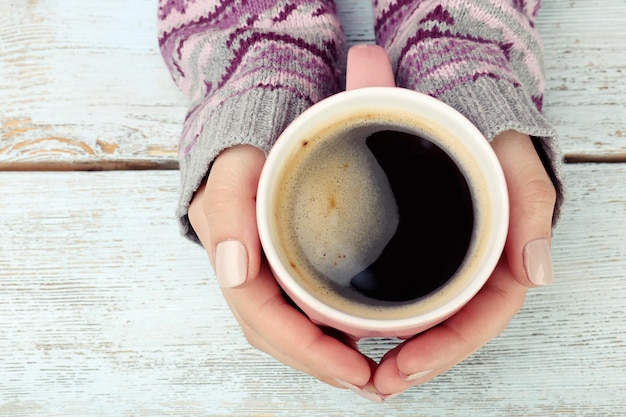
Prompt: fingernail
<box><xmin>523</xmin><ymin>238</ymin><xmax>554</xmax><ymax>286</ymax></box>
<box><xmin>379</xmin><ymin>391</ymin><xmax>404</xmax><ymax>401</ymax></box>
<box><xmin>335</xmin><ymin>379</ymin><xmax>385</xmax><ymax>403</ymax></box>
<box><xmin>216</xmin><ymin>240</ymin><xmax>248</xmax><ymax>288</ymax></box>
<box><xmin>401</xmin><ymin>369</ymin><xmax>434</xmax><ymax>382</ymax></box>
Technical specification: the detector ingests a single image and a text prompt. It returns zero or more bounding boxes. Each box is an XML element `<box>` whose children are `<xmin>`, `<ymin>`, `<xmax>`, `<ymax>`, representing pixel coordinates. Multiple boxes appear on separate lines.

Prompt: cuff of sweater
<box><xmin>436</xmin><ymin>77</ymin><xmax>565</xmax><ymax>224</ymax></box>
<box><xmin>176</xmin><ymin>88</ymin><xmax>312</xmax><ymax>243</ymax></box>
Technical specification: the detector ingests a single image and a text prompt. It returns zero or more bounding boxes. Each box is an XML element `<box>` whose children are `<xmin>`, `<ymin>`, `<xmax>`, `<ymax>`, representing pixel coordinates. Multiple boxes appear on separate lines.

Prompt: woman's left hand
<box><xmin>372</xmin><ymin>130</ymin><xmax>557</xmax><ymax>397</ymax></box>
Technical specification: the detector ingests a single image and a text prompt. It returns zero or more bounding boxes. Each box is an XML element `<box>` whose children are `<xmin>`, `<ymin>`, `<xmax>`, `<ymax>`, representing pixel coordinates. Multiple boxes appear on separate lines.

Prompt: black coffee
<box><xmin>348</xmin><ymin>130</ymin><xmax>474</xmax><ymax>302</ymax></box>
<box><xmin>275</xmin><ymin>123</ymin><xmax>475</xmax><ymax>309</ymax></box>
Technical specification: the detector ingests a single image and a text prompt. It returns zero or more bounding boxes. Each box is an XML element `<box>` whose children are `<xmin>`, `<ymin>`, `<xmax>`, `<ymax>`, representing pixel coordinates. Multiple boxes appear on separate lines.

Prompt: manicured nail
<box><xmin>523</xmin><ymin>238</ymin><xmax>554</xmax><ymax>286</ymax></box>
<box><xmin>401</xmin><ymin>369</ymin><xmax>434</xmax><ymax>382</ymax></box>
<box><xmin>379</xmin><ymin>391</ymin><xmax>404</xmax><ymax>401</ymax></box>
<box><xmin>216</xmin><ymin>240</ymin><xmax>248</xmax><ymax>288</ymax></box>
<box><xmin>335</xmin><ymin>379</ymin><xmax>385</xmax><ymax>403</ymax></box>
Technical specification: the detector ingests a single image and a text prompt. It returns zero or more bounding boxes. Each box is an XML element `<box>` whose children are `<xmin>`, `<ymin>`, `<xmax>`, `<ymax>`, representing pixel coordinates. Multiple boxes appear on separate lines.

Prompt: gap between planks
<box><xmin>1</xmin><ymin>156</ymin><xmax>625</xmax><ymax>172</ymax></box>
<box><xmin>0</xmin><ymin>160</ymin><xmax>179</xmax><ymax>171</ymax></box>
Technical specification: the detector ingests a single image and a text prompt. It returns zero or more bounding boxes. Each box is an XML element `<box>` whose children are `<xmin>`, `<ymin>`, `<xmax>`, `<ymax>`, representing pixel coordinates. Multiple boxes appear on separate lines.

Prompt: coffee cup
<box><xmin>256</xmin><ymin>45</ymin><xmax>509</xmax><ymax>339</ymax></box>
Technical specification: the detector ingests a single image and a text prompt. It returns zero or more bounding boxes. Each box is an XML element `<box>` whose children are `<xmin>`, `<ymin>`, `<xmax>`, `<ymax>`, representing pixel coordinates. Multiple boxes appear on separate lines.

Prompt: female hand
<box><xmin>187</xmin><ymin>46</ymin><xmax>400</xmax><ymax>402</ymax></box>
<box><xmin>187</xmin><ymin>145</ymin><xmax>381</xmax><ymax>400</ymax></box>
<box><xmin>372</xmin><ymin>130</ymin><xmax>557</xmax><ymax>397</ymax></box>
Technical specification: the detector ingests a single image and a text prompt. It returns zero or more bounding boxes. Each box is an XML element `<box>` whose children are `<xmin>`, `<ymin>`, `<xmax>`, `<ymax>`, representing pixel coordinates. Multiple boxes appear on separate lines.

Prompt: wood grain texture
<box><xmin>1</xmin><ymin>164</ymin><xmax>625</xmax><ymax>416</ymax></box>
<box><xmin>0</xmin><ymin>0</ymin><xmax>186</xmax><ymax>169</ymax></box>
<box><xmin>539</xmin><ymin>1</ymin><xmax>626</xmax><ymax>161</ymax></box>
<box><xmin>1</xmin><ymin>0</ymin><xmax>625</xmax><ymax>169</ymax></box>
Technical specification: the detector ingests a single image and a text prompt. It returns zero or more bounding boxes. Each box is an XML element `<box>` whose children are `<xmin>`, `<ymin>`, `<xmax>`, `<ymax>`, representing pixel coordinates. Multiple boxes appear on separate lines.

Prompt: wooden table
<box><xmin>2</xmin><ymin>1</ymin><xmax>625</xmax><ymax>416</ymax></box>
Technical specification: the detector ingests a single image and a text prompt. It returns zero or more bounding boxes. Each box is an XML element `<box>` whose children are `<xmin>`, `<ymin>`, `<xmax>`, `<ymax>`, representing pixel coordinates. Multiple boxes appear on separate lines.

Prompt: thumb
<box><xmin>491</xmin><ymin>131</ymin><xmax>557</xmax><ymax>287</ymax></box>
<box><xmin>202</xmin><ymin>145</ymin><xmax>266</xmax><ymax>288</ymax></box>
<box><xmin>345</xmin><ymin>44</ymin><xmax>395</xmax><ymax>90</ymax></box>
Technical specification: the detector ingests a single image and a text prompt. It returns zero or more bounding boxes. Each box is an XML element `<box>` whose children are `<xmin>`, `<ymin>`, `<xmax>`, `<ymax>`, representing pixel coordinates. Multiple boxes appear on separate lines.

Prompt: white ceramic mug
<box><xmin>257</xmin><ymin>45</ymin><xmax>509</xmax><ymax>339</ymax></box>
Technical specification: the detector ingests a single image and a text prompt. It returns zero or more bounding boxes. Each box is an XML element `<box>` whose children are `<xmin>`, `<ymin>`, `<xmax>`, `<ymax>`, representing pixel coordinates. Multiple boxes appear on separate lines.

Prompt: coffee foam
<box><xmin>273</xmin><ymin>110</ymin><xmax>492</xmax><ymax>320</ymax></box>
<box><xmin>282</xmin><ymin>126</ymin><xmax>399</xmax><ymax>286</ymax></box>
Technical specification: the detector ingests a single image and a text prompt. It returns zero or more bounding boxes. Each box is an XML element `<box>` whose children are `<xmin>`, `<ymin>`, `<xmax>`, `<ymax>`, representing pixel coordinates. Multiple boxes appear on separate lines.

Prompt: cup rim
<box><xmin>257</xmin><ymin>87</ymin><xmax>509</xmax><ymax>334</ymax></box>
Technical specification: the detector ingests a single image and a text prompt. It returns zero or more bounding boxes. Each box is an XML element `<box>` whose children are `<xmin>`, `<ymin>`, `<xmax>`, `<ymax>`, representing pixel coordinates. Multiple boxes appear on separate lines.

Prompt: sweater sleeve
<box><xmin>158</xmin><ymin>0</ymin><xmax>344</xmax><ymax>242</ymax></box>
<box><xmin>374</xmin><ymin>0</ymin><xmax>564</xmax><ymax>223</ymax></box>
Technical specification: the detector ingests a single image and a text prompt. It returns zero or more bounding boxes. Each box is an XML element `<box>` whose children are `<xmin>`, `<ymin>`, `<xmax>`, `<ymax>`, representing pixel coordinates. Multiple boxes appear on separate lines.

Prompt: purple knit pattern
<box><xmin>158</xmin><ymin>0</ymin><xmax>343</xmax><ymax>158</ymax></box>
<box><xmin>158</xmin><ymin>0</ymin><xmax>562</xmax><ymax>238</ymax></box>
<box><xmin>374</xmin><ymin>0</ymin><xmax>546</xmax><ymax>111</ymax></box>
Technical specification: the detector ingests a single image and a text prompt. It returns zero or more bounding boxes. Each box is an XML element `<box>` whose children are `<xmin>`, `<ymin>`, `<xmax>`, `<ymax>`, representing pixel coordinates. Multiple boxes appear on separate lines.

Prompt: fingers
<box><xmin>222</xmin><ymin>262</ymin><xmax>373</xmax><ymax>389</ymax></box>
<box><xmin>198</xmin><ymin>145</ymin><xmax>266</xmax><ymax>288</ymax></box>
<box><xmin>374</xmin><ymin>258</ymin><xmax>528</xmax><ymax>395</ymax></box>
<box><xmin>188</xmin><ymin>146</ymin><xmax>377</xmax><ymax>397</ymax></box>
<box><xmin>346</xmin><ymin>44</ymin><xmax>395</xmax><ymax>90</ymax></box>
<box><xmin>191</xmin><ymin>189</ymin><xmax>374</xmax><ymax>390</ymax></box>
<box><xmin>491</xmin><ymin>131</ymin><xmax>557</xmax><ymax>287</ymax></box>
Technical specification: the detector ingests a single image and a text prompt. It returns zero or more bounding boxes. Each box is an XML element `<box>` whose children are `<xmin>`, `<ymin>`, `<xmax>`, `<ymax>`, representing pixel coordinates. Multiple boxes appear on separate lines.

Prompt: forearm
<box><xmin>158</xmin><ymin>1</ymin><xmax>345</xmax><ymax>241</ymax></box>
<box><xmin>374</xmin><ymin>0</ymin><xmax>564</xmax><ymax>222</ymax></box>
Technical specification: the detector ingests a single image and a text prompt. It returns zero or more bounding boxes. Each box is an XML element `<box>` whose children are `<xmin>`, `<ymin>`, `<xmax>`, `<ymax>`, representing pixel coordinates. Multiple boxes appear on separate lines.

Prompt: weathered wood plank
<box><xmin>1</xmin><ymin>0</ymin><xmax>625</xmax><ymax>169</ymax></box>
<box><xmin>539</xmin><ymin>1</ymin><xmax>626</xmax><ymax>161</ymax></box>
<box><xmin>0</xmin><ymin>0</ymin><xmax>186</xmax><ymax>169</ymax></box>
<box><xmin>1</xmin><ymin>164</ymin><xmax>625</xmax><ymax>416</ymax></box>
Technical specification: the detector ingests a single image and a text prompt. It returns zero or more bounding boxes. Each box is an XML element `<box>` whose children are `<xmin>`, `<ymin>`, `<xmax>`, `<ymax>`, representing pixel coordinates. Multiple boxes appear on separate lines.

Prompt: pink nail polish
<box><xmin>335</xmin><ymin>379</ymin><xmax>385</xmax><ymax>403</ymax></box>
<box><xmin>401</xmin><ymin>368</ymin><xmax>434</xmax><ymax>381</ymax></box>
<box><xmin>379</xmin><ymin>391</ymin><xmax>404</xmax><ymax>401</ymax></box>
<box><xmin>216</xmin><ymin>240</ymin><xmax>248</xmax><ymax>288</ymax></box>
<box><xmin>523</xmin><ymin>238</ymin><xmax>554</xmax><ymax>286</ymax></box>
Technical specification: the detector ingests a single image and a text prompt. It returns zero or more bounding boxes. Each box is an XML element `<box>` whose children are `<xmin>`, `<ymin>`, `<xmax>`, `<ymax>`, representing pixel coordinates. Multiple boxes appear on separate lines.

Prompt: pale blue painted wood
<box><xmin>1</xmin><ymin>0</ymin><xmax>625</xmax><ymax>164</ymax></box>
<box><xmin>1</xmin><ymin>165</ymin><xmax>625</xmax><ymax>416</ymax></box>
<box><xmin>1</xmin><ymin>1</ymin><xmax>625</xmax><ymax>416</ymax></box>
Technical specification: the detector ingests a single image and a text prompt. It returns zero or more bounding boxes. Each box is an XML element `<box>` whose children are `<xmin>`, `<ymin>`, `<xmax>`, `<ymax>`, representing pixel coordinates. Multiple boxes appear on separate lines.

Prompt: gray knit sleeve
<box><xmin>158</xmin><ymin>1</ymin><xmax>345</xmax><ymax>241</ymax></box>
<box><xmin>374</xmin><ymin>1</ymin><xmax>564</xmax><ymax>223</ymax></box>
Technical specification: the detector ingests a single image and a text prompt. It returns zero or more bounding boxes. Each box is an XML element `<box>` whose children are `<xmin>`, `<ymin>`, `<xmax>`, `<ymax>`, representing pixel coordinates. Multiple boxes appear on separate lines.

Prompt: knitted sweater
<box><xmin>158</xmin><ymin>0</ymin><xmax>563</xmax><ymax>242</ymax></box>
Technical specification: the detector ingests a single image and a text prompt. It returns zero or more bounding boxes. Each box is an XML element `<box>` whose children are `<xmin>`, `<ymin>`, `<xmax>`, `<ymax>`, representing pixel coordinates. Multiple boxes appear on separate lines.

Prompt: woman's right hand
<box><xmin>187</xmin><ymin>145</ymin><xmax>379</xmax><ymax>399</ymax></box>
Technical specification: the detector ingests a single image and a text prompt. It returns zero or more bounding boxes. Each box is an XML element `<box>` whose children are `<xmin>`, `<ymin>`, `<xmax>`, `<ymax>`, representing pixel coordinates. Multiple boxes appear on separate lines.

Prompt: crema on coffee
<box><xmin>270</xmin><ymin>110</ymin><xmax>490</xmax><ymax>320</ymax></box>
